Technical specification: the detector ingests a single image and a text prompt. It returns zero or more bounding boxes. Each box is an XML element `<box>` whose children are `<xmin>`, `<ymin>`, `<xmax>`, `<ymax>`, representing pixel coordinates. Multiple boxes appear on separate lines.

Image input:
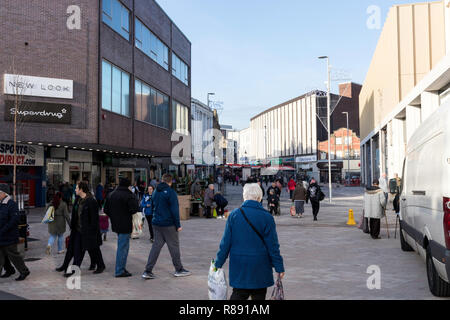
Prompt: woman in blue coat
<box><xmin>140</xmin><ymin>185</ymin><xmax>155</xmax><ymax>242</ymax></box>
<box><xmin>214</xmin><ymin>183</ymin><xmax>285</xmax><ymax>300</ymax></box>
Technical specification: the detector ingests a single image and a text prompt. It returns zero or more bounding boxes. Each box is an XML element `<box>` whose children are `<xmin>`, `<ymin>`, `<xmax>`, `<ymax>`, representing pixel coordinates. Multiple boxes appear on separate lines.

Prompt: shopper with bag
<box><xmin>46</xmin><ymin>192</ymin><xmax>71</xmax><ymax>255</ymax></box>
<box><xmin>214</xmin><ymin>183</ymin><xmax>285</xmax><ymax>301</ymax></box>
<box><xmin>104</xmin><ymin>178</ymin><xmax>139</xmax><ymax>278</ymax></box>
<box><xmin>142</xmin><ymin>174</ymin><xmax>191</xmax><ymax>280</ymax></box>
<box><xmin>204</xmin><ymin>184</ymin><xmax>215</xmax><ymax>219</ymax></box>
<box><xmin>291</xmin><ymin>180</ymin><xmax>307</xmax><ymax>219</ymax></box>
<box><xmin>363</xmin><ymin>179</ymin><xmax>387</xmax><ymax>240</ymax></box>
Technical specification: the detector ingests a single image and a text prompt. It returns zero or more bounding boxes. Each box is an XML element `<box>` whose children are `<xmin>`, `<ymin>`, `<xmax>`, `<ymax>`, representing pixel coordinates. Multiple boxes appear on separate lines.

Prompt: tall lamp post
<box><xmin>208</xmin><ymin>93</ymin><xmax>215</xmax><ymax>178</ymax></box>
<box><xmin>342</xmin><ymin>112</ymin><xmax>350</xmax><ymax>185</ymax></box>
<box><xmin>319</xmin><ymin>56</ymin><xmax>332</xmax><ymax>203</ymax></box>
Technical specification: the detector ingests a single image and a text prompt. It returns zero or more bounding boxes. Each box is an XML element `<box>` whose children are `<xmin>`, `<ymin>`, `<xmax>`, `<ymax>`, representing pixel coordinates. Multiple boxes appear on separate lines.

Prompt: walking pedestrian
<box><xmin>364</xmin><ymin>179</ymin><xmax>387</xmax><ymax>240</ymax></box>
<box><xmin>95</xmin><ymin>183</ymin><xmax>104</xmax><ymax>208</ymax></box>
<box><xmin>257</xmin><ymin>180</ymin><xmax>265</xmax><ymax>206</ymax></box>
<box><xmin>267</xmin><ymin>189</ymin><xmax>279</xmax><ymax>216</ymax></box>
<box><xmin>142</xmin><ymin>174</ymin><xmax>191</xmax><ymax>280</ymax></box>
<box><xmin>46</xmin><ymin>192</ymin><xmax>71</xmax><ymax>256</ymax></box>
<box><xmin>213</xmin><ymin>192</ymin><xmax>228</xmax><ymax>220</ymax></box>
<box><xmin>292</xmin><ymin>181</ymin><xmax>307</xmax><ymax>218</ymax></box>
<box><xmin>103</xmin><ymin>178</ymin><xmax>139</xmax><ymax>278</ymax></box>
<box><xmin>204</xmin><ymin>184</ymin><xmax>215</xmax><ymax>219</ymax></box>
<box><xmin>0</xmin><ymin>184</ymin><xmax>30</xmax><ymax>281</ymax></box>
<box><xmin>214</xmin><ymin>183</ymin><xmax>285</xmax><ymax>300</ymax></box>
<box><xmin>56</xmin><ymin>181</ymin><xmax>105</xmax><ymax>277</ymax></box>
<box><xmin>267</xmin><ymin>182</ymin><xmax>281</xmax><ymax>216</ymax></box>
<box><xmin>141</xmin><ymin>185</ymin><xmax>155</xmax><ymax>242</ymax></box>
<box><xmin>288</xmin><ymin>178</ymin><xmax>296</xmax><ymax>200</ymax></box>
<box><xmin>0</xmin><ymin>256</ymin><xmax>16</xmax><ymax>279</ymax></box>
<box><xmin>306</xmin><ymin>179</ymin><xmax>324</xmax><ymax>221</ymax></box>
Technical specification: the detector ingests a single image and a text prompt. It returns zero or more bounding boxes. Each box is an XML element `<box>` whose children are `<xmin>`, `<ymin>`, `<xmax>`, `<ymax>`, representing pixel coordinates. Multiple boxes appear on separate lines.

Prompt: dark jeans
<box><xmin>217</xmin><ymin>206</ymin><xmax>225</xmax><ymax>217</ymax></box>
<box><xmin>115</xmin><ymin>234</ymin><xmax>130</xmax><ymax>276</ymax></box>
<box><xmin>205</xmin><ymin>206</ymin><xmax>212</xmax><ymax>218</ymax></box>
<box><xmin>2</xmin><ymin>256</ymin><xmax>15</xmax><ymax>273</ymax></box>
<box><xmin>289</xmin><ymin>190</ymin><xmax>294</xmax><ymax>200</ymax></box>
<box><xmin>311</xmin><ymin>200</ymin><xmax>320</xmax><ymax>219</ymax></box>
<box><xmin>0</xmin><ymin>244</ymin><xmax>29</xmax><ymax>275</ymax></box>
<box><xmin>146</xmin><ymin>216</ymin><xmax>154</xmax><ymax>239</ymax></box>
<box><xmin>145</xmin><ymin>226</ymin><xmax>183</xmax><ymax>273</ymax></box>
<box><xmin>269</xmin><ymin>205</ymin><xmax>278</xmax><ymax>216</ymax></box>
<box><xmin>230</xmin><ymin>288</ymin><xmax>267</xmax><ymax>301</ymax></box>
<box><xmin>370</xmin><ymin>218</ymin><xmax>381</xmax><ymax>239</ymax></box>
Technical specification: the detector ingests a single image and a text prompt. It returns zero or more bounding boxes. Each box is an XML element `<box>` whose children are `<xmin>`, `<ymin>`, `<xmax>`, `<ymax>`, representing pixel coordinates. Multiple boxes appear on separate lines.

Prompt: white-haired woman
<box><xmin>214</xmin><ymin>183</ymin><xmax>285</xmax><ymax>300</ymax></box>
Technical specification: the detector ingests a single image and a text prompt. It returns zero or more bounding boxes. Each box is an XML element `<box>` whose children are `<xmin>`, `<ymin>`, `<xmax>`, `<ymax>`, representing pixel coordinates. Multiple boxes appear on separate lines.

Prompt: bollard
<box><xmin>347</xmin><ymin>209</ymin><xmax>357</xmax><ymax>226</ymax></box>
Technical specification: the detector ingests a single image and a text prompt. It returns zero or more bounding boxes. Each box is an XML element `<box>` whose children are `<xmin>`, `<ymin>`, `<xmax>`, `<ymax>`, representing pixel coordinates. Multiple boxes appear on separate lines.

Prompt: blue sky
<box><xmin>157</xmin><ymin>0</ymin><xmax>425</xmax><ymax>130</ymax></box>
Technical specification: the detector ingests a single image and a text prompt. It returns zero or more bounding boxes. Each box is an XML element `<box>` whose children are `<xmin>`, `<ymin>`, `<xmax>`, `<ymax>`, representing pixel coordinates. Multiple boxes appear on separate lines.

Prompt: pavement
<box><xmin>0</xmin><ymin>183</ymin><xmax>448</xmax><ymax>300</ymax></box>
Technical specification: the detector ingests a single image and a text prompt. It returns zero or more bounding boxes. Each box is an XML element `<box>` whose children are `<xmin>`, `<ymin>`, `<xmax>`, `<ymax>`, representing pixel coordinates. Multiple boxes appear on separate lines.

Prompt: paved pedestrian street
<box><xmin>0</xmin><ymin>184</ymin><xmax>446</xmax><ymax>300</ymax></box>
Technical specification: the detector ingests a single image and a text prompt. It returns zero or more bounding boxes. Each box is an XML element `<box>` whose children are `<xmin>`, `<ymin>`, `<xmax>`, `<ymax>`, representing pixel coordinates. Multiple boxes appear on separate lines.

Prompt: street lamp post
<box><xmin>342</xmin><ymin>112</ymin><xmax>350</xmax><ymax>185</ymax></box>
<box><xmin>319</xmin><ymin>56</ymin><xmax>332</xmax><ymax>203</ymax></box>
<box><xmin>208</xmin><ymin>93</ymin><xmax>215</xmax><ymax>178</ymax></box>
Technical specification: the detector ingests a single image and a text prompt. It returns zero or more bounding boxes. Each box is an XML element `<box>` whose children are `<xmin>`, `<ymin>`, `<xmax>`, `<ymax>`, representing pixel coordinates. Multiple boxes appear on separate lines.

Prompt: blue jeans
<box><xmin>115</xmin><ymin>234</ymin><xmax>131</xmax><ymax>276</ymax></box>
<box><xmin>48</xmin><ymin>234</ymin><xmax>64</xmax><ymax>252</ymax></box>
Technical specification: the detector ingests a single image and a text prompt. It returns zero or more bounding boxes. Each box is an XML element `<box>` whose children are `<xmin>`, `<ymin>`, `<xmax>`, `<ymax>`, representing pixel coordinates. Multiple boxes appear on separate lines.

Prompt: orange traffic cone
<box><xmin>347</xmin><ymin>209</ymin><xmax>357</xmax><ymax>226</ymax></box>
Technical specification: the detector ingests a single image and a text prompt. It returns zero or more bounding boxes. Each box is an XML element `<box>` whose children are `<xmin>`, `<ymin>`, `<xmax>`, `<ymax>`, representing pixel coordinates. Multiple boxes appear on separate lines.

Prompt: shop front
<box><xmin>104</xmin><ymin>157</ymin><xmax>150</xmax><ymax>189</ymax></box>
<box><xmin>296</xmin><ymin>155</ymin><xmax>319</xmax><ymax>181</ymax></box>
<box><xmin>0</xmin><ymin>142</ymin><xmax>45</xmax><ymax>207</ymax></box>
<box><xmin>317</xmin><ymin>161</ymin><xmax>344</xmax><ymax>184</ymax></box>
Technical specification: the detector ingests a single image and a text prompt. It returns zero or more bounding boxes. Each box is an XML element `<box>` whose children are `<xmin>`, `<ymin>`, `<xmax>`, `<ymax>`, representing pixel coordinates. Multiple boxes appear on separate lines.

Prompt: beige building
<box><xmin>360</xmin><ymin>0</ymin><xmax>450</xmax><ymax>185</ymax></box>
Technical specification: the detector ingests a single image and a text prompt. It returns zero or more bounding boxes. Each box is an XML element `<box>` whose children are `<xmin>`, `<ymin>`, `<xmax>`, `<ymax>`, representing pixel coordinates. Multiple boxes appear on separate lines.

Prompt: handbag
<box><xmin>290</xmin><ymin>206</ymin><xmax>296</xmax><ymax>216</ymax></box>
<box><xmin>270</xmin><ymin>275</ymin><xmax>285</xmax><ymax>300</ymax></box>
<box><xmin>208</xmin><ymin>260</ymin><xmax>228</xmax><ymax>300</ymax></box>
<box><xmin>42</xmin><ymin>206</ymin><xmax>55</xmax><ymax>224</ymax></box>
<box><xmin>65</xmin><ymin>236</ymin><xmax>70</xmax><ymax>249</ymax></box>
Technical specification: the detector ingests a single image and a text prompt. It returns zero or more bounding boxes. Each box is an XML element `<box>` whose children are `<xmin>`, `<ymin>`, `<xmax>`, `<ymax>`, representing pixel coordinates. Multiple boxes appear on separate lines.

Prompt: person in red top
<box><xmin>288</xmin><ymin>178</ymin><xmax>296</xmax><ymax>200</ymax></box>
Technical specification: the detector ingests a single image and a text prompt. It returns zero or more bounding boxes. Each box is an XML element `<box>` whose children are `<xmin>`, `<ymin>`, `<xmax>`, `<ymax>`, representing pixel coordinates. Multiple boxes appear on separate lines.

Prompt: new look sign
<box><xmin>3</xmin><ymin>74</ymin><xmax>73</xmax><ymax>99</ymax></box>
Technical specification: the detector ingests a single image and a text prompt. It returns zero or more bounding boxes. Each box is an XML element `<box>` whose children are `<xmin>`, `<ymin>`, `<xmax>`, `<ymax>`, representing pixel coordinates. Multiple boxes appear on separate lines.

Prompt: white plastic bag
<box><xmin>42</xmin><ymin>206</ymin><xmax>55</xmax><ymax>224</ymax></box>
<box><xmin>208</xmin><ymin>260</ymin><xmax>228</xmax><ymax>300</ymax></box>
<box><xmin>131</xmin><ymin>212</ymin><xmax>144</xmax><ymax>238</ymax></box>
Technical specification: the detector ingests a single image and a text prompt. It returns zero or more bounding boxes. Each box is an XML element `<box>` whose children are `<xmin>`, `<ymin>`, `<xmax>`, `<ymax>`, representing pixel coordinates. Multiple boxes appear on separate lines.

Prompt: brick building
<box><xmin>0</xmin><ymin>0</ymin><xmax>191</xmax><ymax>206</ymax></box>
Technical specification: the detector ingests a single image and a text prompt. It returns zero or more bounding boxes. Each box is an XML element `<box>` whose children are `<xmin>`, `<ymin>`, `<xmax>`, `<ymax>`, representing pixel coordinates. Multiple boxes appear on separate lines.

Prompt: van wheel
<box><xmin>399</xmin><ymin>224</ymin><xmax>414</xmax><ymax>252</ymax></box>
<box><xmin>426</xmin><ymin>246</ymin><xmax>450</xmax><ymax>297</ymax></box>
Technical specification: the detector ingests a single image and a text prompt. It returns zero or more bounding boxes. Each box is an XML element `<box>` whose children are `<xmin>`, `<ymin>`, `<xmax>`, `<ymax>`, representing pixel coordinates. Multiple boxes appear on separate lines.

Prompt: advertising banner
<box><xmin>0</xmin><ymin>142</ymin><xmax>44</xmax><ymax>166</ymax></box>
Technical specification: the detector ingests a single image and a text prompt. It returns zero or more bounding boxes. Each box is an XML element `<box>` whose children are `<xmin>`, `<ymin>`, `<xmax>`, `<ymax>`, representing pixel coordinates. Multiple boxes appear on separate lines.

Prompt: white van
<box><xmin>399</xmin><ymin>101</ymin><xmax>450</xmax><ymax>297</ymax></box>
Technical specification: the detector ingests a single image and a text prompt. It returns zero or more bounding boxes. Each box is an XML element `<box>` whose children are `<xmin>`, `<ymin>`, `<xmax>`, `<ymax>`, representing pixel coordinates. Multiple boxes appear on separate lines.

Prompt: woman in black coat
<box><xmin>56</xmin><ymin>181</ymin><xmax>105</xmax><ymax>277</ymax></box>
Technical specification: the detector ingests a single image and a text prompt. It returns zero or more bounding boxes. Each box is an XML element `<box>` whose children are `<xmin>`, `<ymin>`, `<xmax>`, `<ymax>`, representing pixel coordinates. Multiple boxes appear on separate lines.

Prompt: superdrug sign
<box><xmin>4</xmin><ymin>100</ymin><xmax>72</xmax><ymax>124</ymax></box>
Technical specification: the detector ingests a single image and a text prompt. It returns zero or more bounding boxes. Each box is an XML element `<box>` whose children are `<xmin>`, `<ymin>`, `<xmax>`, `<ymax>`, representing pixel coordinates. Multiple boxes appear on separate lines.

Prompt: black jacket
<box><xmin>214</xmin><ymin>194</ymin><xmax>228</xmax><ymax>208</ymax></box>
<box><xmin>104</xmin><ymin>186</ymin><xmax>139</xmax><ymax>234</ymax></box>
<box><xmin>0</xmin><ymin>197</ymin><xmax>19</xmax><ymax>247</ymax></box>
<box><xmin>267</xmin><ymin>193</ymin><xmax>279</xmax><ymax>206</ymax></box>
<box><xmin>307</xmin><ymin>183</ymin><xmax>323</xmax><ymax>203</ymax></box>
<box><xmin>70</xmin><ymin>195</ymin><xmax>102</xmax><ymax>250</ymax></box>
<box><xmin>267</xmin><ymin>186</ymin><xmax>281</xmax><ymax>198</ymax></box>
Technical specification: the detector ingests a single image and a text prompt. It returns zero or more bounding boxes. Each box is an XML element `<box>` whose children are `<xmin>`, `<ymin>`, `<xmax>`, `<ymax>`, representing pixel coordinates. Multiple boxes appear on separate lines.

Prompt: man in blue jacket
<box><xmin>142</xmin><ymin>174</ymin><xmax>191</xmax><ymax>280</ymax></box>
<box><xmin>0</xmin><ymin>184</ymin><xmax>30</xmax><ymax>281</ymax></box>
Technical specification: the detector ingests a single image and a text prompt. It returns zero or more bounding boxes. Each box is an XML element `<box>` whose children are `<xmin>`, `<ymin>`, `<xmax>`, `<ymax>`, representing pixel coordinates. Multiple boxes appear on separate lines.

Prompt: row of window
<box><xmin>102</xmin><ymin>0</ymin><xmax>189</xmax><ymax>86</ymax></box>
<box><xmin>102</xmin><ymin>60</ymin><xmax>188</xmax><ymax>131</ymax></box>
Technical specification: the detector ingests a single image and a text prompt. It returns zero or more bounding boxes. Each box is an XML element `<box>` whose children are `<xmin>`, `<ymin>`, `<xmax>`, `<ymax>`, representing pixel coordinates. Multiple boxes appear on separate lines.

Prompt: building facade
<box><xmin>360</xmin><ymin>0</ymin><xmax>450</xmax><ymax>186</ymax></box>
<box><xmin>191</xmin><ymin>98</ymin><xmax>214</xmax><ymax>178</ymax></box>
<box><xmin>249</xmin><ymin>82</ymin><xmax>361</xmax><ymax>182</ymax></box>
<box><xmin>0</xmin><ymin>0</ymin><xmax>191</xmax><ymax>206</ymax></box>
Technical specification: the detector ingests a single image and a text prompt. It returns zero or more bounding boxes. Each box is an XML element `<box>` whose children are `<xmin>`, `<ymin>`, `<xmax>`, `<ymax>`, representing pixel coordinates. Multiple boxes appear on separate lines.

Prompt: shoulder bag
<box><xmin>239</xmin><ymin>208</ymin><xmax>267</xmax><ymax>250</ymax></box>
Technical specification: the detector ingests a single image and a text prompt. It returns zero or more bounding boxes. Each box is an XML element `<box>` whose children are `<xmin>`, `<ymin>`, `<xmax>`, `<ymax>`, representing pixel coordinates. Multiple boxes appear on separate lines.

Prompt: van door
<box><xmin>401</xmin><ymin>157</ymin><xmax>417</xmax><ymax>249</ymax></box>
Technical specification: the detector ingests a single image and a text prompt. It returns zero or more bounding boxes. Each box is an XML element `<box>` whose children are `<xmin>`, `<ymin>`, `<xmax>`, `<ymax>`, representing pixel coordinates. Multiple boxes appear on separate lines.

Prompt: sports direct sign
<box><xmin>0</xmin><ymin>142</ymin><xmax>44</xmax><ymax>167</ymax></box>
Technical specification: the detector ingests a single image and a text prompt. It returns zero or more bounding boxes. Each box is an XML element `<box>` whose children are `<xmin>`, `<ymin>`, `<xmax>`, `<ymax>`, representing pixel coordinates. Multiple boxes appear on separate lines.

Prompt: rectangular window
<box><xmin>135</xmin><ymin>79</ymin><xmax>169</xmax><ymax>129</ymax></box>
<box><xmin>102</xmin><ymin>60</ymin><xmax>130</xmax><ymax>117</ymax></box>
<box><xmin>172</xmin><ymin>100</ymin><xmax>189</xmax><ymax>133</ymax></box>
<box><xmin>135</xmin><ymin>18</ymin><xmax>169</xmax><ymax>71</ymax></box>
<box><xmin>336</xmin><ymin>138</ymin><xmax>342</xmax><ymax>145</ymax></box>
<box><xmin>172</xmin><ymin>53</ymin><xmax>189</xmax><ymax>86</ymax></box>
<box><xmin>102</xmin><ymin>0</ymin><xmax>130</xmax><ymax>41</ymax></box>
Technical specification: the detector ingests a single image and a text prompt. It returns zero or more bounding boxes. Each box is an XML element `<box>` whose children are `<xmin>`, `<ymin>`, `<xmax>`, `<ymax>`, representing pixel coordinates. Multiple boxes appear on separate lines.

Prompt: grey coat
<box><xmin>363</xmin><ymin>187</ymin><xmax>387</xmax><ymax>219</ymax></box>
<box><xmin>204</xmin><ymin>188</ymin><xmax>215</xmax><ymax>206</ymax></box>
<box><xmin>48</xmin><ymin>202</ymin><xmax>70</xmax><ymax>235</ymax></box>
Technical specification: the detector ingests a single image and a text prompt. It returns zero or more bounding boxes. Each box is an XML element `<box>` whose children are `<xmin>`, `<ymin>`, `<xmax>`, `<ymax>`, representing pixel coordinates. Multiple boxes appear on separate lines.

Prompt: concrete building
<box><xmin>249</xmin><ymin>82</ymin><xmax>361</xmax><ymax>182</ymax></box>
<box><xmin>237</xmin><ymin>128</ymin><xmax>252</xmax><ymax>165</ymax></box>
<box><xmin>191</xmin><ymin>98</ymin><xmax>214</xmax><ymax>178</ymax></box>
<box><xmin>0</xmin><ymin>0</ymin><xmax>191</xmax><ymax>206</ymax></box>
<box><xmin>360</xmin><ymin>0</ymin><xmax>450</xmax><ymax>185</ymax></box>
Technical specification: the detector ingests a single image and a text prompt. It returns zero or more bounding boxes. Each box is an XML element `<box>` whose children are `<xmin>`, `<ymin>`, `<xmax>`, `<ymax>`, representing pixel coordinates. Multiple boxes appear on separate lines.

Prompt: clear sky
<box><xmin>157</xmin><ymin>0</ymin><xmax>426</xmax><ymax>130</ymax></box>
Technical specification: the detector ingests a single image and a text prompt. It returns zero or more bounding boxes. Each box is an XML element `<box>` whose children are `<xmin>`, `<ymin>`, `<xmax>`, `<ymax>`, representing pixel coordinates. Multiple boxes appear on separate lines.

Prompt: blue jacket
<box><xmin>152</xmin><ymin>183</ymin><xmax>180</xmax><ymax>229</ymax></box>
<box><xmin>0</xmin><ymin>197</ymin><xmax>20</xmax><ymax>247</ymax></box>
<box><xmin>140</xmin><ymin>193</ymin><xmax>153</xmax><ymax>216</ymax></box>
<box><xmin>215</xmin><ymin>200</ymin><xmax>285</xmax><ymax>290</ymax></box>
<box><xmin>95</xmin><ymin>184</ymin><xmax>104</xmax><ymax>202</ymax></box>
<box><xmin>214</xmin><ymin>194</ymin><xmax>228</xmax><ymax>208</ymax></box>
